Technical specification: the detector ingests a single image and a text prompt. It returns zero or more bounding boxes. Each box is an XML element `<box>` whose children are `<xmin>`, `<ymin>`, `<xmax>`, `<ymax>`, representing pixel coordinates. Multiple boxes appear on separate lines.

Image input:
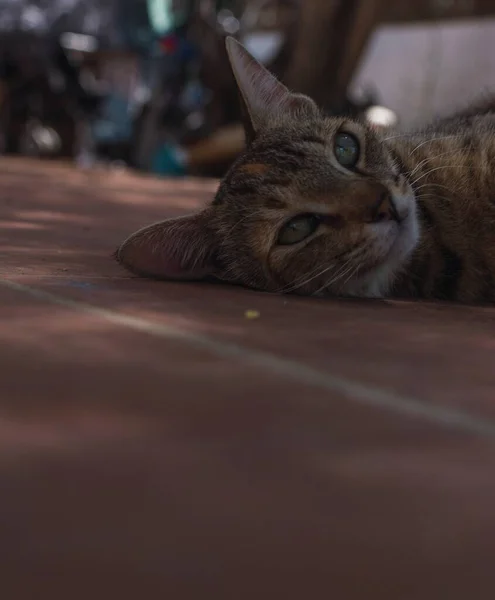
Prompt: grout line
<box><xmin>2</xmin><ymin>277</ymin><xmax>495</xmax><ymax>439</ymax></box>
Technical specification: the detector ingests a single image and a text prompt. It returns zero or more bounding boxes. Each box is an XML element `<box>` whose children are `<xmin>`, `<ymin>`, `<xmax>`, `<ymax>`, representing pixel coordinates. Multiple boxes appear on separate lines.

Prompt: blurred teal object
<box><xmin>147</xmin><ymin>0</ymin><xmax>174</xmax><ymax>34</ymax></box>
<box><xmin>93</xmin><ymin>94</ymin><xmax>133</xmax><ymax>144</ymax></box>
<box><xmin>147</xmin><ymin>0</ymin><xmax>191</xmax><ymax>34</ymax></box>
<box><xmin>151</xmin><ymin>143</ymin><xmax>187</xmax><ymax>176</ymax></box>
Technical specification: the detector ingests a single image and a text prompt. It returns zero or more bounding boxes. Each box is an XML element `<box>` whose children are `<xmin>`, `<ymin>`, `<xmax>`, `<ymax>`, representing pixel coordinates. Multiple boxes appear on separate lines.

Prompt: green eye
<box><xmin>334</xmin><ymin>132</ymin><xmax>360</xmax><ymax>168</ymax></box>
<box><xmin>278</xmin><ymin>214</ymin><xmax>320</xmax><ymax>245</ymax></box>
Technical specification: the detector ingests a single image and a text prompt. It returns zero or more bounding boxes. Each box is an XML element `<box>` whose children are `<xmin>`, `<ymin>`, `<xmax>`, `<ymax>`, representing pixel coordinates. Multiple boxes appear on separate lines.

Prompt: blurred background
<box><xmin>0</xmin><ymin>0</ymin><xmax>495</xmax><ymax>179</ymax></box>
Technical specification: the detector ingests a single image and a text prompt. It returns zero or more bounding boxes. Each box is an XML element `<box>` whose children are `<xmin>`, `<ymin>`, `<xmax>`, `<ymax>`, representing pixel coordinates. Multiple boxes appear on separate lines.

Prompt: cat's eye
<box><xmin>278</xmin><ymin>214</ymin><xmax>321</xmax><ymax>245</ymax></box>
<box><xmin>334</xmin><ymin>132</ymin><xmax>360</xmax><ymax>168</ymax></box>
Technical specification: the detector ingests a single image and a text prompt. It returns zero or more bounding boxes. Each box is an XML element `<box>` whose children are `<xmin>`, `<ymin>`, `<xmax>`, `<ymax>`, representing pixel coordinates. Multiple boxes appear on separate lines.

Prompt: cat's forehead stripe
<box><xmin>238</xmin><ymin>163</ymin><xmax>270</xmax><ymax>175</ymax></box>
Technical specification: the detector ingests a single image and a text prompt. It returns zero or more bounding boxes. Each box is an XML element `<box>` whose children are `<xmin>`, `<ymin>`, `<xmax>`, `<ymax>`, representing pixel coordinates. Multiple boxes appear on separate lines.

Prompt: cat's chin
<box><xmin>337</xmin><ymin>208</ymin><xmax>420</xmax><ymax>299</ymax></box>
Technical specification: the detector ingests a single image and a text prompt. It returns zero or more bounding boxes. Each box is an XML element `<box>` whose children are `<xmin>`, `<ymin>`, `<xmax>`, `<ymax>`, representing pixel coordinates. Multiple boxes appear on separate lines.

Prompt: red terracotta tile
<box><xmin>2</xmin><ymin>158</ymin><xmax>495</xmax><ymax>599</ymax></box>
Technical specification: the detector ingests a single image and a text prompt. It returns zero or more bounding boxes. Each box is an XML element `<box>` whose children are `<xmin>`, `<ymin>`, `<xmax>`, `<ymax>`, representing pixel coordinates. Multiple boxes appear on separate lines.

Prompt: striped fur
<box><xmin>116</xmin><ymin>40</ymin><xmax>495</xmax><ymax>304</ymax></box>
<box><xmin>389</xmin><ymin>113</ymin><xmax>495</xmax><ymax>302</ymax></box>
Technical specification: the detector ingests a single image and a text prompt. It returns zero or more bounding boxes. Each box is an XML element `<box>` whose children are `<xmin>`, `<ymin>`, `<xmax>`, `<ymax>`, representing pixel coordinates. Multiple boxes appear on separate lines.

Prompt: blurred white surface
<box><xmin>351</xmin><ymin>18</ymin><xmax>495</xmax><ymax>129</ymax></box>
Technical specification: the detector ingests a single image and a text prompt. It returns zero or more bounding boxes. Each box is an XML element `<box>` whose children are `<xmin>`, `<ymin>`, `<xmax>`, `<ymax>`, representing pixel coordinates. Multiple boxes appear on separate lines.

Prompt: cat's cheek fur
<box><xmin>343</xmin><ymin>206</ymin><xmax>420</xmax><ymax>298</ymax></box>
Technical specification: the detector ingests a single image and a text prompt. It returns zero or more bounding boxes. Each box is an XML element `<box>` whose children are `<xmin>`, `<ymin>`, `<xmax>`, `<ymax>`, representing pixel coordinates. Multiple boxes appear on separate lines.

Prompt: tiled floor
<box><xmin>1</xmin><ymin>158</ymin><xmax>495</xmax><ymax>599</ymax></box>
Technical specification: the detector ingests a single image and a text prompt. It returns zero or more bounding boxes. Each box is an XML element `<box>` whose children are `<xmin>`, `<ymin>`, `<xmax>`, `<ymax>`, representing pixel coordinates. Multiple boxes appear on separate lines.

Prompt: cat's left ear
<box><xmin>115</xmin><ymin>210</ymin><xmax>218</xmax><ymax>281</ymax></box>
<box><xmin>225</xmin><ymin>36</ymin><xmax>318</xmax><ymax>143</ymax></box>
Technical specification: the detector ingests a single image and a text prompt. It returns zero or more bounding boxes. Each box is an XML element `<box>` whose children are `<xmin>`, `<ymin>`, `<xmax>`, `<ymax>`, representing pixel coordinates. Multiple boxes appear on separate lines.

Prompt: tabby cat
<box><xmin>116</xmin><ymin>37</ymin><xmax>495</xmax><ymax>303</ymax></box>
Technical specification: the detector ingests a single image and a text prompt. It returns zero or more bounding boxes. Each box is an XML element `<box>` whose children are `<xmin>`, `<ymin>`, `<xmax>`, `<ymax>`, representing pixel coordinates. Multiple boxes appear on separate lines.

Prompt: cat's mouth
<box><xmin>336</xmin><ymin>197</ymin><xmax>419</xmax><ymax>298</ymax></box>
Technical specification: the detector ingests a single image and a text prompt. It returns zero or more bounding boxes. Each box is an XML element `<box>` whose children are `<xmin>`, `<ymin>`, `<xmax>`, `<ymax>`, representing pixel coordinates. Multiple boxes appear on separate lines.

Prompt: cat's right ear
<box><xmin>225</xmin><ymin>36</ymin><xmax>318</xmax><ymax>144</ymax></box>
<box><xmin>115</xmin><ymin>210</ymin><xmax>218</xmax><ymax>281</ymax></box>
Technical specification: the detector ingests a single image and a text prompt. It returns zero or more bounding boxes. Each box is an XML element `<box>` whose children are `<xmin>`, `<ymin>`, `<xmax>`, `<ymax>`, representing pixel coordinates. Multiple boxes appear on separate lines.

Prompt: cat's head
<box><xmin>117</xmin><ymin>38</ymin><xmax>419</xmax><ymax>298</ymax></box>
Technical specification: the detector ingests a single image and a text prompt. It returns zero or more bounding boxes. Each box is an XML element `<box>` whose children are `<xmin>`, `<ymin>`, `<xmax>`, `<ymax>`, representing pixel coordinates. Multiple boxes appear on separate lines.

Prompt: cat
<box><xmin>116</xmin><ymin>36</ymin><xmax>495</xmax><ymax>303</ymax></box>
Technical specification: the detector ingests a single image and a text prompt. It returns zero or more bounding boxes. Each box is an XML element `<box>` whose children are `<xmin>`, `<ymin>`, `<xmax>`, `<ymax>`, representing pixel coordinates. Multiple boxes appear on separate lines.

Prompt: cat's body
<box><xmin>116</xmin><ymin>38</ymin><xmax>495</xmax><ymax>304</ymax></box>
<box><xmin>387</xmin><ymin>114</ymin><xmax>495</xmax><ymax>302</ymax></box>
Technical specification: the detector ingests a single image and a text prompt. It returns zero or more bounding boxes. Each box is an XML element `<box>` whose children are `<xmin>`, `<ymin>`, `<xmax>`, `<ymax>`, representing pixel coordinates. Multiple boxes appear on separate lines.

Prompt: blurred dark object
<box><xmin>0</xmin><ymin>1</ymin><xmax>160</xmax><ymax>163</ymax></box>
<box><xmin>0</xmin><ymin>30</ymin><xmax>106</xmax><ymax>159</ymax></box>
<box><xmin>1</xmin><ymin>0</ymin><xmax>495</xmax><ymax>174</ymax></box>
<box><xmin>386</xmin><ymin>0</ymin><xmax>495</xmax><ymax>23</ymax></box>
<box><xmin>173</xmin><ymin>0</ymin><xmax>398</xmax><ymax>177</ymax></box>
<box><xmin>180</xmin><ymin>0</ymin><xmax>495</xmax><ymax>176</ymax></box>
<box><xmin>193</xmin><ymin>0</ymin><xmax>395</xmax><ymax>132</ymax></box>
<box><xmin>131</xmin><ymin>28</ymin><xmax>206</xmax><ymax>172</ymax></box>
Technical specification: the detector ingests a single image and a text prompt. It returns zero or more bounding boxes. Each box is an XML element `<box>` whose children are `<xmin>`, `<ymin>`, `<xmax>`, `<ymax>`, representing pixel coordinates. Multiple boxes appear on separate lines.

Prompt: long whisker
<box><xmin>410</xmin><ymin>164</ymin><xmax>487</xmax><ymax>188</ymax></box>
<box><xmin>284</xmin><ymin>253</ymin><xmax>357</xmax><ymax>295</ymax></box>
<box><xmin>413</xmin><ymin>182</ymin><xmax>455</xmax><ymax>194</ymax></box>
<box><xmin>315</xmin><ymin>250</ymin><xmax>365</xmax><ymax>294</ymax></box>
<box><xmin>381</xmin><ymin>132</ymin><xmax>422</xmax><ymax>142</ymax></box>
<box><xmin>408</xmin><ymin>134</ymin><xmax>461</xmax><ymax>156</ymax></box>
<box><xmin>312</xmin><ymin>259</ymin><xmax>356</xmax><ymax>296</ymax></box>
<box><xmin>280</xmin><ymin>263</ymin><xmax>337</xmax><ymax>294</ymax></box>
<box><xmin>338</xmin><ymin>262</ymin><xmax>363</xmax><ymax>291</ymax></box>
<box><xmin>276</xmin><ymin>262</ymin><xmax>327</xmax><ymax>294</ymax></box>
<box><xmin>279</xmin><ymin>256</ymin><xmax>336</xmax><ymax>291</ymax></box>
<box><xmin>407</xmin><ymin>148</ymin><xmax>468</xmax><ymax>179</ymax></box>
<box><xmin>278</xmin><ymin>245</ymin><xmax>354</xmax><ymax>293</ymax></box>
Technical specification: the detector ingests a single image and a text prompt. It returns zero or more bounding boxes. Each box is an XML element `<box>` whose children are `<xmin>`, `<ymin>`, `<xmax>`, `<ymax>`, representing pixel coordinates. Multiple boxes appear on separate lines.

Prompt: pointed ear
<box><xmin>226</xmin><ymin>36</ymin><xmax>318</xmax><ymax>144</ymax></box>
<box><xmin>116</xmin><ymin>211</ymin><xmax>217</xmax><ymax>281</ymax></box>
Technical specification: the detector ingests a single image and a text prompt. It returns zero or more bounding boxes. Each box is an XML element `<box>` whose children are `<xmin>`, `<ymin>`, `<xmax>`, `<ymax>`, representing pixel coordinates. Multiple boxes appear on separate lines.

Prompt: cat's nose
<box><xmin>370</xmin><ymin>192</ymin><xmax>400</xmax><ymax>223</ymax></box>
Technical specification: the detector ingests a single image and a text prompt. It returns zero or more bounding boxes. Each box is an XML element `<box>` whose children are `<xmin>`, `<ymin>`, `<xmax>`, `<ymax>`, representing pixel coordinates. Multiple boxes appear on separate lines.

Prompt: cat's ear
<box><xmin>225</xmin><ymin>36</ymin><xmax>318</xmax><ymax>144</ymax></box>
<box><xmin>116</xmin><ymin>210</ymin><xmax>217</xmax><ymax>280</ymax></box>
